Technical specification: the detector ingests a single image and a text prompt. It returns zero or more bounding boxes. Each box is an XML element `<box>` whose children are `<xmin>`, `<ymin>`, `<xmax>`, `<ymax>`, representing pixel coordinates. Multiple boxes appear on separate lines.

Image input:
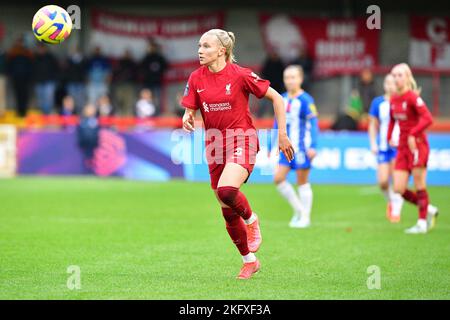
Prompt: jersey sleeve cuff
<box><xmin>182</xmin><ymin>102</ymin><xmax>198</xmax><ymax>110</ymax></box>
<box><xmin>256</xmin><ymin>82</ymin><xmax>271</xmax><ymax>99</ymax></box>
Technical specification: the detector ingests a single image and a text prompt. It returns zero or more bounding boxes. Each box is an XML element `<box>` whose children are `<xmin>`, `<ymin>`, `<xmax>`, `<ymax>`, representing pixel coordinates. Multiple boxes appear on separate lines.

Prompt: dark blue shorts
<box><xmin>377</xmin><ymin>148</ymin><xmax>397</xmax><ymax>164</ymax></box>
<box><xmin>279</xmin><ymin>150</ymin><xmax>311</xmax><ymax>170</ymax></box>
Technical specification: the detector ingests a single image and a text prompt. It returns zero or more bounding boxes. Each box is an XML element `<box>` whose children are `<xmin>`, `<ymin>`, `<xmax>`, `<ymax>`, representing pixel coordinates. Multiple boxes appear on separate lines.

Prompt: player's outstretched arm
<box><xmin>368</xmin><ymin>116</ymin><xmax>379</xmax><ymax>154</ymax></box>
<box><xmin>265</xmin><ymin>87</ymin><xmax>295</xmax><ymax>162</ymax></box>
<box><xmin>182</xmin><ymin>108</ymin><xmax>197</xmax><ymax>132</ymax></box>
<box><xmin>307</xmin><ymin>116</ymin><xmax>319</xmax><ymax>159</ymax></box>
<box><xmin>387</xmin><ymin>108</ymin><xmax>396</xmax><ymax>147</ymax></box>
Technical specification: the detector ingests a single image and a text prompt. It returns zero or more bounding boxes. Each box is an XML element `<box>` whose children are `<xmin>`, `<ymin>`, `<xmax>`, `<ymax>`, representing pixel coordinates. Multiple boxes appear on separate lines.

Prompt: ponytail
<box><xmin>205</xmin><ymin>29</ymin><xmax>236</xmax><ymax>63</ymax></box>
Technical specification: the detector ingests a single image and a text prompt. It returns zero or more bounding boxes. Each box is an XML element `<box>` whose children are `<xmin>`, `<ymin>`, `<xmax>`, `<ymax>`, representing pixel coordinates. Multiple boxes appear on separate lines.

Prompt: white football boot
<box><xmin>289</xmin><ymin>212</ymin><xmax>300</xmax><ymax>228</ymax></box>
<box><xmin>405</xmin><ymin>220</ymin><xmax>427</xmax><ymax>234</ymax></box>
<box><xmin>427</xmin><ymin>204</ymin><xmax>439</xmax><ymax>231</ymax></box>
<box><xmin>290</xmin><ymin>217</ymin><xmax>311</xmax><ymax>229</ymax></box>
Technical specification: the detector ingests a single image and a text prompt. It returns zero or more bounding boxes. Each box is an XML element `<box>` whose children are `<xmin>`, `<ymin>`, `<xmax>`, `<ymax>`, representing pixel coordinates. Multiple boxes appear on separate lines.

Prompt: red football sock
<box><xmin>217</xmin><ymin>186</ymin><xmax>253</xmax><ymax>220</ymax></box>
<box><xmin>416</xmin><ymin>189</ymin><xmax>429</xmax><ymax>220</ymax></box>
<box><xmin>221</xmin><ymin>207</ymin><xmax>249</xmax><ymax>256</ymax></box>
<box><xmin>402</xmin><ymin>189</ymin><xmax>418</xmax><ymax>205</ymax></box>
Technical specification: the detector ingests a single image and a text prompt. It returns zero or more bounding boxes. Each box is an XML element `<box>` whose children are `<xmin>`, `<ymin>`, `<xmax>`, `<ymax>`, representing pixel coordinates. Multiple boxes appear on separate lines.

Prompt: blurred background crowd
<box><xmin>0</xmin><ymin>0</ymin><xmax>449</xmax><ymax>181</ymax></box>
<box><xmin>0</xmin><ymin>33</ymin><xmax>408</xmax><ymax>130</ymax></box>
<box><xmin>0</xmin><ymin>1</ymin><xmax>449</xmax><ymax>131</ymax></box>
<box><xmin>0</xmin><ymin>36</ymin><xmax>169</xmax><ymax>119</ymax></box>
<box><xmin>0</xmin><ymin>34</ymin><xmax>320</xmax><ymax>121</ymax></box>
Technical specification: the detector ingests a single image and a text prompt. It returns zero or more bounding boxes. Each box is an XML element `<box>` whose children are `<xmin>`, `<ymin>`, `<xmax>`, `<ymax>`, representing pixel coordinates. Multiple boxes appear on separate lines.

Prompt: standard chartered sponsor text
<box><xmin>209</xmin><ymin>102</ymin><xmax>232</xmax><ymax>111</ymax></box>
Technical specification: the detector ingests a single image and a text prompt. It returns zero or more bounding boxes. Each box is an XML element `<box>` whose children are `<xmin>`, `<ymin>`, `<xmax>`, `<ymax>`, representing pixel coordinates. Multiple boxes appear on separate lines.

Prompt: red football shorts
<box><xmin>394</xmin><ymin>142</ymin><xmax>429</xmax><ymax>172</ymax></box>
<box><xmin>206</xmin><ymin>133</ymin><xmax>259</xmax><ymax>190</ymax></box>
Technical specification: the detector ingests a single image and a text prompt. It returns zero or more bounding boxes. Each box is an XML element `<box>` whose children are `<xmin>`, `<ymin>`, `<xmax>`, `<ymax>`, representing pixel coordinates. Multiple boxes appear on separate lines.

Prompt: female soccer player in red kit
<box><xmin>181</xmin><ymin>29</ymin><xmax>294</xmax><ymax>279</ymax></box>
<box><xmin>388</xmin><ymin>63</ymin><xmax>438</xmax><ymax>234</ymax></box>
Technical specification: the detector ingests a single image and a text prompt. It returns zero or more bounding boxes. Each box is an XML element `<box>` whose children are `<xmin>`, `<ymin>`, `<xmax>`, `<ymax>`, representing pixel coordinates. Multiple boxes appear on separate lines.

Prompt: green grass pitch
<box><xmin>0</xmin><ymin>177</ymin><xmax>449</xmax><ymax>299</ymax></box>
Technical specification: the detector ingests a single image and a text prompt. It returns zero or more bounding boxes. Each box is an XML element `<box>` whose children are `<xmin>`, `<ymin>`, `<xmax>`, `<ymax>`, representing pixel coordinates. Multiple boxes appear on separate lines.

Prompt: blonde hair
<box><xmin>205</xmin><ymin>29</ymin><xmax>236</xmax><ymax>63</ymax></box>
<box><xmin>384</xmin><ymin>73</ymin><xmax>394</xmax><ymax>81</ymax></box>
<box><xmin>392</xmin><ymin>63</ymin><xmax>421</xmax><ymax>94</ymax></box>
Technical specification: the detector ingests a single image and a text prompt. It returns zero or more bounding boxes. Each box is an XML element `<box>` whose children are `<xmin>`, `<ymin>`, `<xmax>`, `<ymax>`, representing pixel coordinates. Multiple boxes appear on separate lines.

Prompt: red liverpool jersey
<box><xmin>388</xmin><ymin>90</ymin><xmax>433</xmax><ymax>147</ymax></box>
<box><xmin>181</xmin><ymin>63</ymin><xmax>270</xmax><ymax>133</ymax></box>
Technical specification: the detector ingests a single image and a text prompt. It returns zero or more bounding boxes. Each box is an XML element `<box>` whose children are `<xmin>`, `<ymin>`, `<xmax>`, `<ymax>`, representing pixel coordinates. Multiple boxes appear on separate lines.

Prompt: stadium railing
<box><xmin>0</xmin><ymin>113</ymin><xmax>447</xmax><ymax>132</ymax></box>
<box><xmin>1</xmin><ymin>65</ymin><xmax>449</xmax><ymax>132</ymax></box>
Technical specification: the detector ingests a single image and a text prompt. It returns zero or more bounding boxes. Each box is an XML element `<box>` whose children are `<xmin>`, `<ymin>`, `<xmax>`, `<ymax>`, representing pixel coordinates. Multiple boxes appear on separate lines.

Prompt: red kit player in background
<box><xmin>388</xmin><ymin>63</ymin><xmax>439</xmax><ymax>234</ymax></box>
<box><xmin>181</xmin><ymin>29</ymin><xmax>294</xmax><ymax>279</ymax></box>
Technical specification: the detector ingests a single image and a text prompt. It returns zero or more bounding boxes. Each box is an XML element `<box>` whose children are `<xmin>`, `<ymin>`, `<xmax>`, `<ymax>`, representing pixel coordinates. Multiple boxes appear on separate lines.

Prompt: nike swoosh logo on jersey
<box><xmin>197</xmin><ymin>89</ymin><xmax>205</xmax><ymax>93</ymax></box>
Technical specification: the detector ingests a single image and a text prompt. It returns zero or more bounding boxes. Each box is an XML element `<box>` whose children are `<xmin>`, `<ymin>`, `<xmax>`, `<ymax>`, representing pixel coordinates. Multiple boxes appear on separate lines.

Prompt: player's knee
<box><xmin>393</xmin><ymin>184</ymin><xmax>405</xmax><ymax>194</ymax></box>
<box><xmin>412</xmin><ymin>171</ymin><xmax>426</xmax><ymax>189</ymax></box>
<box><xmin>274</xmin><ymin>176</ymin><xmax>284</xmax><ymax>185</ymax></box>
<box><xmin>217</xmin><ymin>186</ymin><xmax>239</xmax><ymax>207</ymax></box>
<box><xmin>414</xmin><ymin>181</ymin><xmax>426</xmax><ymax>191</ymax></box>
<box><xmin>379</xmin><ymin>180</ymin><xmax>389</xmax><ymax>191</ymax></box>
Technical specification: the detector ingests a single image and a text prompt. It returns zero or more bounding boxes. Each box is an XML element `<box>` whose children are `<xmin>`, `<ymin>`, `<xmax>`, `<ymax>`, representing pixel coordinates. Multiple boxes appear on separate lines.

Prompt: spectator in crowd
<box><xmin>290</xmin><ymin>46</ymin><xmax>313</xmax><ymax>92</ymax></box>
<box><xmin>331</xmin><ymin>89</ymin><xmax>363</xmax><ymax>131</ymax></box>
<box><xmin>54</xmin><ymin>64</ymin><xmax>68</xmax><ymax>116</ymax></box>
<box><xmin>32</xmin><ymin>43</ymin><xmax>59</xmax><ymax>115</ymax></box>
<box><xmin>60</xmin><ymin>95</ymin><xmax>76</xmax><ymax>116</ymax></box>
<box><xmin>0</xmin><ymin>42</ymin><xmax>6</xmax><ymax>116</ymax></box>
<box><xmin>174</xmin><ymin>91</ymin><xmax>185</xmax><ymax>117</ymax></box>
<box><xmin>59</xmin><ymin>95</ymin><xmax>76</xmax><ymax>130</ymax></box>
<box><xmin>65</xmin><ymin>46</ymin><xmax>87</xmax><ymax>114</ymax></box>
<box><xmin>357</xmin><ymin>68</ymin><xmax>376</xmax><ymax>114</ymax></box>
<box><xmin>261</xmin><ymin>50</ymin><xmax>285</xmax><ymax>93</ymax></box>
<box><xmin>331</xmin><ymin>69</ymin><xmax>375</xmax><ymax>131</ymax></box>
<box><xmin>6</xmin><ymin>36</ymin><xmax>33</xmax><ymax>117</ymax></box>
<box><xmin>77</xmin><ymin>103</ymin><xmax>99</xmax><ymax>172</ymax></box>
<box><xmin>140</xmin><ymin>39</ymin><xmax>168</xmax><ymax>115</ymax></box>
<box><xmin>258</xmin><ymin>50</ymin><xmax>285</xmax><ymax>117</ymax></box>
<box><xmin>135</xmin><ymin>88</ymin><xmax>155</xmax><ymax>118</ymax></box>
<box><xmin>112</xmin><ymin>49</ymin><xmax>137</xmax><ymax>115</ymax></box>
<box><xmin>97</xmin><ymin>95</ymin><xmax>115</xmax><ymax>117</ymax></box>
<box><xmin>86</xmin><ymin>46</ymin><xmax>111</xmax><ymax>105</ymax></box>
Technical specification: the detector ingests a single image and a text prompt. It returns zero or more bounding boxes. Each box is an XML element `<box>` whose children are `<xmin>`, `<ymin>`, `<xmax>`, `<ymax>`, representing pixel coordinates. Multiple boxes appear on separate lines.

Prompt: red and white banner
<box><xmin>409</xmin><ymin>16</ymin><xmax>450</xmax><ymax>68</ymax></box>
<box><xmin>260</xmin><ymin>14</ymin><xmax>380</xmax><ymax>77</ymax></box>
<box><xmin>90</xmin><ymin>9</ymin><xmax>225</xmax><ymax>82</ymax></box>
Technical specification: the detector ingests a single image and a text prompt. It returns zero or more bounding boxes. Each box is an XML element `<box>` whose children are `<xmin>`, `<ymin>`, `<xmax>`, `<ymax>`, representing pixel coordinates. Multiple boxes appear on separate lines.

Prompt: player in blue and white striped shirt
<box><xmin>368</xmin><ymin>74</ymin><xmax>404</xmax><ymax>222</ymax></box>
<box><xmin>272</xmin><ymin>65</ymin><xmax>319</xmax><ymax>228</ymax></box>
